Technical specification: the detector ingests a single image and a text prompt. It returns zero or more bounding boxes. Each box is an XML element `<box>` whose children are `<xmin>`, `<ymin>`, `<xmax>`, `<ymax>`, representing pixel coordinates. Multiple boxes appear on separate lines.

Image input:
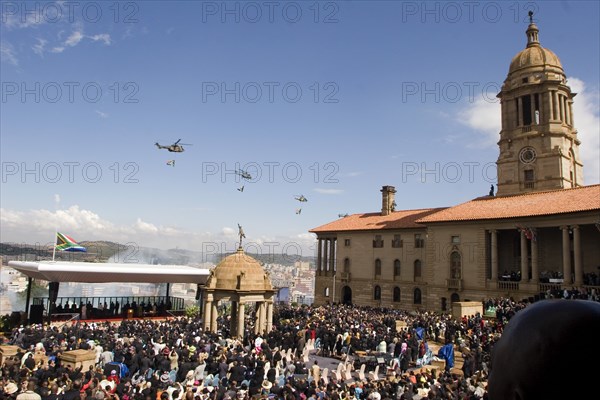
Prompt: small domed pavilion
<box><xmin>202</xmin><ymin>240</ymin><xmax>275</xmax><ymax>337</ymax></box>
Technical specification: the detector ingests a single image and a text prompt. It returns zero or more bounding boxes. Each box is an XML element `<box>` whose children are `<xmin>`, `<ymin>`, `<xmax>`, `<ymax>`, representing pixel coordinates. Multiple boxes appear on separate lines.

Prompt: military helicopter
<box><xmin>338</xmin><ymin>213</ymin><xmax>349</xmax><ymax>218</ymax></box>
<box><xmin>294</xmin><ymin>195</ymin><xmax>308</xmax><ymax>202</ymax></box>
<box><xmin>155</xmin><ymin>139</ymin><xmax>192</xmax><ymax>153</ymax></box>
<box><xmin>296</xmin><ymin>208</ymin><xmax>302</xmax><ymax>215</ymax></box>
<box><xmin>235</xmin><ymin>169</ymin><xmax>252</xmax><ymax>180</ymax></box>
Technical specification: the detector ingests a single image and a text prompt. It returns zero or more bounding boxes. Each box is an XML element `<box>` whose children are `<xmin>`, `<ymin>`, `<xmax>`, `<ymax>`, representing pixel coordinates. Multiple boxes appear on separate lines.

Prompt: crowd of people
<box><xmin>0</xmin><ymin>296</ymin><xmax>590</xmax><ymax>400</ymax></box>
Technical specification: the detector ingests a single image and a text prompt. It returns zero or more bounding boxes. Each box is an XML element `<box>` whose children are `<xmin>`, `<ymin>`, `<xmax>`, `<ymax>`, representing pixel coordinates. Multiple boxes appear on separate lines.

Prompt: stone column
<box><xmin>564</xmin><ymin>96</ymin><xmax>571</xmax><ymax>125</ymax></box>
<box><xmin>254</xmin><ymin>302</ymin><xmax>262</xmax><ymax>334</ymax></box>
<box><xmin>561</xmin><ymin>226</ymin><xmax>572</xmax><ymax>285</ymax></box>
<box><xmin>266</xmin><ymin>301</ymin><xmax>273</xmax><ymax>332</ymax></box>
<box><xmin>553</xmin><ymin>91</ymin><xmax>559</xmax><ymax>121</ymax></box>
<box><xmin>547</xmin><ymin>91</ymin><xmax>553</xmax><ymax>122</ymax></box>
<box><xmin>490</xmin><ymin>230</ymin><xmax>498</xmax><ymax>281</ymax></box>
<box><xmin>520</xmin><ymin>230</ymin><xmax>528</xmax><ymax>281</ymax></box>
<box><xmin>329</xmin><ymin>239</ymin><xmax>335</xmax><ymax>275</ymax></box>
<box><xmin>568</xmin><ymin>100</ymin><xmax>575</xmax><ymax>127</ymax></box>
<box><xmin>560</xmin><ymin>95</ymin><xmax>566</xmax><ymax>124</ymax></box>
<box><xmin>531</xmin><ymin>235</ymin><xmax>538</xmax><ymax>283</ymax></box>
<box><xmin>203</xmin><ymin>300</ymin><xmax>212</xmax><ymax>331</ymax></box>
<box><xmin>517</xmin><ymin>97</ymin><xmax>523</xmax><ymax>126</ymax></box>
<box><xmin>237</xmin><ymin>302</ymin><xmax>245</xmax><ymax>338</ymax></box>
<box><xmin>530</xmin><ymin>94</ymin><xmax>536</xmax><ymax>124</ymax></box>
<box><xmin>573</xmin><ymin>225</ymin><xmax>583</xmax><ymax>286</ymax></box>
<box><xmin>230</xmin><ymin>301</ymin><xmax>237</xmax><ymax>336</ymax></box>
<box><xmin>323</xmin><ymin>239</ymin><xmax>329</xmax><ymax>276</ymax></box>
<box><xmin>317</xmin><ymin>239</ymin><xmax>322</xmax><ymax>276</ymax></box>
<box><xmin>211</xmin><ymin>301</ymin><xmax>218</xmax><ymax>333</ymax></box>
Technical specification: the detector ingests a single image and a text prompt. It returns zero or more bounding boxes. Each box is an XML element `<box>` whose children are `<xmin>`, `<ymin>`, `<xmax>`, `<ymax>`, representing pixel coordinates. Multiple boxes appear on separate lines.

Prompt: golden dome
<box><xmin>207</xmin><ymin>248</ymin><xmax>273</xmax><ymax>292</ymax></box>
<box><xmin>508</xmin><ymin>21</ymin><xmax>563</xmax><ymax>75</ymax></box>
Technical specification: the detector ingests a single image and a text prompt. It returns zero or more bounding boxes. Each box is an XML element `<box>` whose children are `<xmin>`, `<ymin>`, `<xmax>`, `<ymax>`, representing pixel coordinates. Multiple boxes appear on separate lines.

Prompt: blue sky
<box><xmin>1</xmin><ymin>1</ymin><xmax>599</xmax><ymax>259</ymax></box>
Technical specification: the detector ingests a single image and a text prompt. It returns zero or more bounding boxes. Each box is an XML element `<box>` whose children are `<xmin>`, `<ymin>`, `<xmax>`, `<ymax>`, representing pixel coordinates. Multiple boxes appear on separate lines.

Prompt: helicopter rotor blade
<box><xmin>174</xmin><ymin>139</ymin><xmax>182</xmax><ymax>145</ymax></box>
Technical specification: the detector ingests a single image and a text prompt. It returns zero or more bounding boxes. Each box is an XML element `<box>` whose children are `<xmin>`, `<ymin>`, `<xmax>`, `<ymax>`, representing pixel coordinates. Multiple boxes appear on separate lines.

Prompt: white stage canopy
<box><xmin>8</xmin><ymin>261</ymin><xmax>211</xmax><ymax>284</ymax></box>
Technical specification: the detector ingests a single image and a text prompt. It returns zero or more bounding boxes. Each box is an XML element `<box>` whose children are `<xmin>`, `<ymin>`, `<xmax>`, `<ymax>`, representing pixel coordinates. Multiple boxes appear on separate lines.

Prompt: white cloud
<box><xmin>50</xmin><ymin>46</ymin><xmax>65</xmax><ymax>53</ymax></box>
<box><xmin>313</xmin><ymin>188</ymin><xmax>344</xmax><ymax>195</ymax></box>
<box><xmin>95</xmin><ymin>110</ymin><xmax>109</xmax><ymax>118</ymax></box>
<box><xmin>0</xmin><ymin>41</ymin><xmax>19</xmax><ymax>66</ymax></box>
<box><xmin>32</xmin><ymin>38</ymin><xmax>47</xmax><ymax>56</ymax></box>
<box><xmin>65</xmin><ymin>30</ymin><xmax>84</xmax><ymax>47</ymax></box>
<box><xmin>89</xmin><ymin>34</ymin><xmax>111</xmax><ymax>45</ymax></box>
<box><xmin>568</xmin><ymin>77</ymin><xmax>600</xmax><ymax>184</ymax></box>
<box><xmin>457</xmin><ymin>98</ymin><xmax>501</xmax><ymax>148</ymax></box>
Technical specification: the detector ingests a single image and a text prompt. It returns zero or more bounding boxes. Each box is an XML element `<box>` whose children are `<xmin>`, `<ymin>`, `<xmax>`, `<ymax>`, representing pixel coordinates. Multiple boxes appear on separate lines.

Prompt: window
<box><xmin>415</xmin><ymin>234</ymin><xmax>424</xmax><ymax>248</ymax></box>
<box><xmin>393</xmin><ymin>287</ymin><xmax>401</xmax><ymax>302</ymax></box>
<box><xmin>451</xmin><ymin>235</ymin><xmax>460</xmax><ymax>244</ymax></box>
<box><xmin>450</xmin><ymin>252</ymin><xmax>461</xmax><ymax>279</ymax></box>
<box><xmin>524</xmin><ymin>170</ymin><xmax>535</xmax><ymax>189</ymax></box>
<box><xmin>344</xmin><ymin>239</ymin><xmax>351</xmax><ymax>247</ymax></box>
<box><xmin>374</xmin><ymin>285</ymin><xmax>381</xmax><ymax>301</ymax></box>
<box><xmin>392</xmin><ymin>234</ymin><xmax>403</xmax><ymax>248</ymax></box>
<box><xmin>413</xmin><ymin>288</ymin><xmax>422</xmax><ymax>304</ymax></box>
<box><xmin>375</xmin><ymin>259</ymin><xmax>382</xmax><ymax>276</ymax></box>
<box><xmin>414</xmin><ymin>259</ymin><xmax>422</xmax><ymax>279</ymax></box>
<box><xmin>343</xmin><ymin>258</ymin><xmax>350</xmax><ymax>273</ymax></box>
<box><xmin>394</xmin><ymin>259</ymin><xmax>401</xmax><ymax>278</ymax></box>
<box><xmin>373</xmin><ymin>235</ymin><xmax>384</xmax><ymax>248</ymax></box>
<box><xmin>324</xmin><ymin>287</ymin><xmax>329</xmax><ymax>297</ymax></box>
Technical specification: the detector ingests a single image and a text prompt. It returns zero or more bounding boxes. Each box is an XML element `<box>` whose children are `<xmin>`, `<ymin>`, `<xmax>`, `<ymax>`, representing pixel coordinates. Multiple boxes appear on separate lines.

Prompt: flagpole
<box><xmin>52</xmin><ymin>194</ymin><xmax>60</xmax><ymax>262</ymax></box>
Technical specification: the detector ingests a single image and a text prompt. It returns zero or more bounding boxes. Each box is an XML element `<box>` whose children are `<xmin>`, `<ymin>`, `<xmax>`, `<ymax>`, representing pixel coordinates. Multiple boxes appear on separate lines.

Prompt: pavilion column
<box><xmin>530</xmin><ymin>94</ymin><xmax>536</xmax><ymax>124</ymax></box>
<box><xmin>317</xmin><ymin>239</ymin><xmax>323</xmax><ymax>276</ymax></box>
<box><xmin>520</xmin><ymin>230</ymin><xmax>528</xmax><ymax>281</ymax></box>
<box><xmin>573</xmin><ymin>225</ymin><xmax>583</xmax><ymax>286</ymax></box>
<box><xmin>553</xmin><ymin>91</ymin><xmax>559</xmax><ymax>121</ymax></box>
<box><xmin>266</xmin><ymin>301</ymin><xmax>273</xmax><ymax>332</ymax></box>
<box><xmin>211</xmin><ymin>301</ymin><xmax>218</xmax><ymax>333</ymax></box>
<box><xmin>490</xmin><ymin>230</ymin><xmax>498</xmax><ymax>281</ymax></box>
<box><xmin>531</xmin><ymin>235</ymin><xmax>539</xmax><ymax>283</ymax></box>
<box><xmin>561</xmin><ymin>226</ymin><xmax>572</xmax><ymax>285</ymax></box>
<box><xmin>254</xmin><ymin>302</ymin><xmax>262</xmax><ymax>334</ymax></box>
<box><xmin>546</xmin><ymin>91</ymin><xmax>553</xmax><ymax>122</ymax></box>
<box><xmin>260</xmin><ymin>302</ymin><xmax>267</xmax><ymax>333</ymax></box>
<box><xmin>237</xmin><ymin>302</ymin><xmax>245</xmax><ymax>338</ymax></box>
<box><xmin>230</xmin><ymin>301</ymin><xmax>238</xmax><ymax>335</ymax></box>
<box><xmin>203</xmin><ymin>300</ymin><xmax>212</xmax><ymax>331</ymax></box>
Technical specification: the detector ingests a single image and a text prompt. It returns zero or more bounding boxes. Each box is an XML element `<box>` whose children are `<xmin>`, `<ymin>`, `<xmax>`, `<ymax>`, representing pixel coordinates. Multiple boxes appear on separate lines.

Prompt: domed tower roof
<box><xmin>207</xmin><ymin>247</ymin><xmax>273</xmax><ymax>292</ymax></box>
<box><xmin>508</xmin><ymin>21</ymin><xmax>563</xmax><ymax>75</ymax></box>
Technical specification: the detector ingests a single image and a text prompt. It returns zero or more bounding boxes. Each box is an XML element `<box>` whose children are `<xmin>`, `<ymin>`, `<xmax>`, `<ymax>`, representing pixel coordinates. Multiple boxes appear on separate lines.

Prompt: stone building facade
<box><xmin>310</xmin><ymin>20</ymin><xmax>600</xmax><ymax>312</ymax></box>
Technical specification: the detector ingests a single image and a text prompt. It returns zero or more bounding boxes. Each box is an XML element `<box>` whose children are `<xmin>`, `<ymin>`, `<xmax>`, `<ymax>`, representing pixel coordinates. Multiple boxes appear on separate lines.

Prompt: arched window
<box><xmin>375</xmin><ymin>259</ymin><xmax>382</xmax><ymax>276</ymax></box>
<box><xmin>450</xmin><ymin>252</ymin><xmax>462</xmax><ymax>279</ymax></box>
<box><xmin>394</xmin><ymin>259</ymin><xmax>401</xmax><ymax>277</ymax></box>
<box><xmin>414</xmin><ymin>259</ymin><xmax>422</xmax><ymax>279</ymax></box>
<box><xmin>324</xmin><ymin>287</ymin><xmax>329</xmax><ymax>297</ymax></box>
<box><xmin>413</xmin><ymin>288</ymin><xmax>422</xmax><ymax>304</ymax></box>
<box><xmin>451</xmin><ymin>293</ymin><xmax>460</xmax><ymax>303</ymax></box>
<box><xmin>344</xmin><ymin>258</ymin><xmax>350</xmax><ymax>272</ymax></box>
<box><xmin>393</xmin><ymin>287</ymin><xmax>401</xmax><ymax>302</ymax></box>
<box><xmin>374</xmin><ymin>285</ymin><xmax>381</xmax><ymax>300</ymax></box>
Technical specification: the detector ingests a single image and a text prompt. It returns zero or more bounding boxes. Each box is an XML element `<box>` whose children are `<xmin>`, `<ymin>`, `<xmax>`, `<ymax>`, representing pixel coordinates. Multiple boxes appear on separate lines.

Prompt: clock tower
<box><xmin>496</xmin><ymin>13</ymin><xmax>583</xmax><ymax>196</ymax></box>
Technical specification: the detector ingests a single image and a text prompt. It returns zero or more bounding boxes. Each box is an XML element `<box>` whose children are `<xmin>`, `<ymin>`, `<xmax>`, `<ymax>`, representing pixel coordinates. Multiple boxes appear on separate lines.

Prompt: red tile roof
<box><xmin>310</xmin><ymin>208</ymin><xmax>446</xmax><ymax>233</ymax></box>
<box><xmin>417</xmin><ymin>185</ymin><xmax>600</xmax><ymax>223</ymax></box>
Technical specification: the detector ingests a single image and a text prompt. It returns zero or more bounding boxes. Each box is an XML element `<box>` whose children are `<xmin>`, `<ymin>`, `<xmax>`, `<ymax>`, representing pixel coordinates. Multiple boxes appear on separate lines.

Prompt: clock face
<box><xmin>519</xmin><ymin>147</ymin><xmax>537</xmax><ymax>164</ymax></box>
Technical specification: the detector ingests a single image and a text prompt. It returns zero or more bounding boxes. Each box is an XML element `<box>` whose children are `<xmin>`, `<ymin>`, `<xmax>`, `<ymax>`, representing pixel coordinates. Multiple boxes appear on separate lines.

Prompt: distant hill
<box><xmin>1</xmin><ymin>241</ymin><xmax>314</xmax><ymax>267</ymax></box>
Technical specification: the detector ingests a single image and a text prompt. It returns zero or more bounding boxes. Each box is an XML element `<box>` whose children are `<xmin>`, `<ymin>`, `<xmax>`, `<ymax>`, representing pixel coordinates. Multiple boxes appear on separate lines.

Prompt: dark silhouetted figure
<box><xmin>488</xmin><ymin>300</ymin><xmax>600</xmax><ymax>400</ymax></box>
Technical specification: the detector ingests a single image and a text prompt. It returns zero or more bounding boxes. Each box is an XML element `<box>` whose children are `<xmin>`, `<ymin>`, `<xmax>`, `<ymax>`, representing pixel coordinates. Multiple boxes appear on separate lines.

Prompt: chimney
<box><xmin>381</xmin><ymin>185</ymin><xmax>396</xmax><ymax>216</ymax></box>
